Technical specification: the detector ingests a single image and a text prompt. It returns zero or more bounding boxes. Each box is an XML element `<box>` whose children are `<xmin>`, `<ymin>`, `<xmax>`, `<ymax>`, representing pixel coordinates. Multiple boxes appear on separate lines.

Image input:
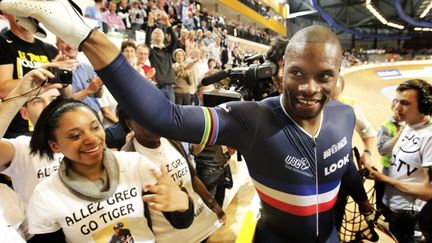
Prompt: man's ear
<box><xmin>48</xmin><ymin>140</ymin><xmax>61</xmax><ymax>154</ymax></box>
<box><xmin>19</xmin><ymin>106</ymin><xmax>30</xmax><ymax>120</ymax></box>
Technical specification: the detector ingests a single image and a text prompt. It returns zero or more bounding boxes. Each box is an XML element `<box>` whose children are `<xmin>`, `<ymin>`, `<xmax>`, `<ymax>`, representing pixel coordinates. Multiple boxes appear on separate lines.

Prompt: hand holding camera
<box><xmin>6</xmin><ymin>65</ymin><xmax>64</xmax><ymax>102</ymax></box>
<box><xmin>46</xmin><ymin>67</ymin><xmax>73</xmax><ymax>85</ymax></box>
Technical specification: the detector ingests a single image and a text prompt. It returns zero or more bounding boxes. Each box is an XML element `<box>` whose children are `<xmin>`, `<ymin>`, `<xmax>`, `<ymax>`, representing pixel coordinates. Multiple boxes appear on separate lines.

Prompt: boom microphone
<box><xmin>201</xmin><ymin>70</ymin><xmax>230</xmax><ymax>86</ymax></box>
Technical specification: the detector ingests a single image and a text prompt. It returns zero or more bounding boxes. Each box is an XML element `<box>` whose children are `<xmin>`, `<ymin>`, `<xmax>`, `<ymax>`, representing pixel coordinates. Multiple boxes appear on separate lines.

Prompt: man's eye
<box><xmin>319</xmin><ymin>74</ymin><xmax>332</xmax><ymax>82</ymax></box>
<box><xmin>290</xmin><ymin>71</ymin><xmax>302</xmax><ymax>77</ymax></box>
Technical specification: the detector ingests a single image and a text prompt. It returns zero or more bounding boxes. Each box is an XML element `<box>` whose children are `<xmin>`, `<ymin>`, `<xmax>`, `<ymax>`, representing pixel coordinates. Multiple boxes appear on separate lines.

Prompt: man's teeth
<box><xmin>298</xmin><ymin>99</ymin><xmax>317</xmax><ymax>105</ymax></box>
<box><xmin>84</xmin><ymin>146</ymin><xmax>99</xmax><ymax>153</ymax></box>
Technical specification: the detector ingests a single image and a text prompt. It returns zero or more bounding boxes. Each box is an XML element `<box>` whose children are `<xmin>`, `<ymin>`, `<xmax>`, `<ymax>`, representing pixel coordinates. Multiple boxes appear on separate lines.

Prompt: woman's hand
<box><xmin>142</xmin><ymin>166</ymin><xmax>190</xmax><ymax>212</ymax></box>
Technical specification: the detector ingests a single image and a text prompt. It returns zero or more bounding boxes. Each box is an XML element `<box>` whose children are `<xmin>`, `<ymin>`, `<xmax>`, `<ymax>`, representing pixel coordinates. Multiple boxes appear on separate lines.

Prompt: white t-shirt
<box><xmin>0</xmin><ymin>223</ymin><xmax>26</xmax><ymax>243</ymax></box>
<box><xmin>27</xmin><ymin>151</ymin><xmax>160</xmax><ymax>243</ymax></box>
<box><xmin>384</xmin><ymin>119</ymin><xmax>432</xmax><ymax>212</ymax></box>
<box><xmin>133</xmin><ymin>138</ymin><xmax>221</xmax><ymax>243</ymax></box>
<box><xmin>98</xmin><ymin>86</ymin><xmax>118</xmax><ymax>129</ymax></box>
<box><xmin>1</xmin><ymin>136</ymin><xmax>62</xmax><ymax>203</ymax></box>
<box><xmin>0</xmin><ymin>184</ymin><xmax>27</xmax><ymax>240</ymax></box>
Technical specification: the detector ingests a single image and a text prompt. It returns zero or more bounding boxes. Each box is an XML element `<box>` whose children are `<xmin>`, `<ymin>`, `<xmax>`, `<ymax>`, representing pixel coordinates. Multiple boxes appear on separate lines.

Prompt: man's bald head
<box><xmin>285</xmin><ymin>25</ymin><xmax>342</xmax><ymax>58</ymax></box>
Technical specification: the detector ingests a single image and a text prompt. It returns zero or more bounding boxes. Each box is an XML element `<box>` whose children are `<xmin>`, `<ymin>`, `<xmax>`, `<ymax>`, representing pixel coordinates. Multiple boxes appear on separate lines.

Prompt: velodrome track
<box><xmin>208</xmin><ymin>60</ymin><xmax>432</xmax><ymax>243</ymax></box>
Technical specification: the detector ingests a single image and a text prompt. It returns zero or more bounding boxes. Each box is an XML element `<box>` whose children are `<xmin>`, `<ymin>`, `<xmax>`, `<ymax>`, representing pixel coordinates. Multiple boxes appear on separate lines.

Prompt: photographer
<box><xmin>6</xmin><ymin>3</ymin><xmax>374</xmax><ymax>241</ymax></box>
<box><xmin>145</xmin><ymin>7</ymin><xmax>177</xmax><ymax>102</ymax></box>
<box><xmin>0</xmin><ymin>67</ymin><xmax>63</xmax><ymax>241</ymax></box>
<box><xmin>265</xmin><ymin>37</ymin><xmax>288</xmax><ymax>95</ymax></box>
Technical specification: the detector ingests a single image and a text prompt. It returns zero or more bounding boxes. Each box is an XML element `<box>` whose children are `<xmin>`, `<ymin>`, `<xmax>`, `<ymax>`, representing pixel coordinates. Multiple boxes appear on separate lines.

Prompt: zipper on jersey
<box><xmin>313</xmin><ymin>138</ymin><xmax>319</xmax><ymax>238</ymax></box>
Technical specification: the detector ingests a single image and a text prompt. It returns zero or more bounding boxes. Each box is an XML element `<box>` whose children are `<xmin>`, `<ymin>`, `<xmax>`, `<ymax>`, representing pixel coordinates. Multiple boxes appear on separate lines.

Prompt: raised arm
<box><xmin>0</xmin><ymin>68</ymin><xmax>59</xmax><ymax>166</ymax></box>
<box><xmin>0</xmin><ymin>64</ymin><xmax>20</xmax><ymax>99</ymax></box>
<box><xmin>0</xmin><ymin>0</ymin><xmax>257</xmax><ymax>150</ymax></box>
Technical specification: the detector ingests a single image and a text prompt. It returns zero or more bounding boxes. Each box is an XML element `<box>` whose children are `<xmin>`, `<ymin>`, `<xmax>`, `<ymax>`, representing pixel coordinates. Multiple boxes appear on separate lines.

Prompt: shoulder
<box><xmin>325</xmin><ymin>99</ymin><xmax>354</xmax><ymax>113</ymax></box>
<box><xmin>32</xmin><ymin>171</ymin><xmax>61</xmax><ymax>194</ymax></box>
<box><xmin>3</xmin><ymin>135</ymin><xmax>31</xmax><ymax>154</ymax></box>
<box><xmin>260</xmin><ymin>96</ymin><xmax>281</xmax><ymax>108</ymax></box>
<box><xmin>338</xmin><ymin>95</ymin><xmax>356</xmax><ymax>106</ymax></box>
<box><xmin>112</xmin><ymin>150</ymin><xmax>150</xmax><ymax>166</ymax></box>
<box><xmin>323</xmin><ymin>100</ymin><xmax>356</xmax><ymax>128</ymax></box>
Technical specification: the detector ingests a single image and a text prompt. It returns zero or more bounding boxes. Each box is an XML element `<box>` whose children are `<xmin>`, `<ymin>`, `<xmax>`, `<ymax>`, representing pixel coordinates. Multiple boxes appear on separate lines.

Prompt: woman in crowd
<box><xmin>173</xmin><ymin>48</ymin><xmax>195</xmax><ymax>105</ymax></box>
<box><xmin>27</xmin><ymin>97</ymin><xmax>194</xmax><ymax>242</ymax></box>
<box><xmin>121</xmin><ymin>39</ymin><xmax>137</xmax><ymax>67</ymax></box>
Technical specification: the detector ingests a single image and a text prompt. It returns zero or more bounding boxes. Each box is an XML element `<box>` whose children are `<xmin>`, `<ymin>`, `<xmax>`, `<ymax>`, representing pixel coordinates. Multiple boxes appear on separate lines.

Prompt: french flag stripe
<box><xmin>249</xmin><ymin>171</ymin><xmax>340</xmax><ymax>196</ymax></box>
<box><xmin>252</xmin><ymin>179</ymin><xmax>340</xmax><ymax>207</ymax></box>
<box><xmin>256</xmin><ymin>189</ymin><xmax>339</xmax><ymax>216</ymax></box>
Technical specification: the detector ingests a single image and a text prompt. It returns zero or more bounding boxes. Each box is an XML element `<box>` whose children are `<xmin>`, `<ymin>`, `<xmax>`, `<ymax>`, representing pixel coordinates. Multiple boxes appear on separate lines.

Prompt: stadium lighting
<box><xmin>387</xmin><ymin>22</ymin><xmax>405</xmax><ymax>29</ymax></box>
<box><xmin>414</xmin><ymin>27</ymin><xmax>432</xmax><ymax>31</ymax></box>
<box><xmin>420</xmin><ymin>1</ymin><xmax>432</xmax><ymax>18</ymax></box>
<box><xmin>365</xmin><ymin>1</ymin><xmax>406</xmax><ymax>29</ymax></box>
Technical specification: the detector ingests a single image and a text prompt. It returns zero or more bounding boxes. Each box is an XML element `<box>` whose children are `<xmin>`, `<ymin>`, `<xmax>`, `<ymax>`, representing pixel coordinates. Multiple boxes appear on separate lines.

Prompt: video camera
<box><xmin>201</xmin><ymin>54</ymin><xmax>277</xmax><ymax>103</ymax></box>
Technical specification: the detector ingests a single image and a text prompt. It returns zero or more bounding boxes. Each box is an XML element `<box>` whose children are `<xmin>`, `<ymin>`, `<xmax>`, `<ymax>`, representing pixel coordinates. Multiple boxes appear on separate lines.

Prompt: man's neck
<box><xmin>408</xmin><ymin>115</ymin><xmax>431</xmax><ymax>127</ymax></box>
<box><xmin>292</xmin><ymin>115</ymin><xmax>322</xmax><ymax>137</ymax></box>
<box><xmin>153</xmin><ymin>43</ymin><xmax>164</xmax><ymax>48</ymax></box>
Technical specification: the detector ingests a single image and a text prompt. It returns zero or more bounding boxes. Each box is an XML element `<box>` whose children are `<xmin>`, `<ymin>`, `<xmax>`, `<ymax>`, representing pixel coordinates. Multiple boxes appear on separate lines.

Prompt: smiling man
<box><xmin>0</xmin><ymin>1</ymin><xmax>374</xmax><ymax>241</ymax></box>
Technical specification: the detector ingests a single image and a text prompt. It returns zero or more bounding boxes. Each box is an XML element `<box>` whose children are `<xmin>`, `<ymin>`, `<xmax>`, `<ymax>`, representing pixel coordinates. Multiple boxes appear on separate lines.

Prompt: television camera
<box><xmin>201</xmin><ymin>54</ymin><xmax>278</xmax><ymax>106</ymax></box>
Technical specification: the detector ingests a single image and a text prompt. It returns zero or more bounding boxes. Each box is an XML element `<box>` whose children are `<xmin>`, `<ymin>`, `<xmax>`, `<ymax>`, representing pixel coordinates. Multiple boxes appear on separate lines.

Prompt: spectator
<box><xmin>375</xmin><ymin>98</ymin><xmax>405</xmax><ymax>214</ymax></box>
<box><xmin>207</xmin><ymin>35</ymin><xmax>222</xmax><ymax>67</ymax></box>
<box><xmin>118</xmin><ymin>105</ymin><xmax>224</xmax><ymax>243</ymax></box>
<box><xmin>173</xmin><ymin>48</ymin><xmax>195</xmax><ymax>105</ymax></box>
<box><xmin>145</xmin><ymin>8</ymin><xmax>178</xmax><ymax>102</ymax></box>
<box><xmin>0</xmin><ymin>69</ymin><xmax>62</xmax><ymax>212</ymax></box>
<box><xmin>136</xmin><ymin>44</ymin><xmax>156</xmax><ymax>81</ymax></box>
<box><xmin>129</xmin><ymin>0</ymin><xmax>146</xmax><ymax>35</ymax></box>
<box><xmin>116</xmin><ymin>0</ymin><xmax>131</xmax><ymax>29</ymax></box>
<box><xmin>366</xmin><ymin>79</ymin><xmax>432</xmax><ymax>243</ymax></box>
<box><xmin>56</xmin><ymin>38</ymin><xmax>104</xmax><ymax>120</ymax></box>
<box><xmin>121</xmin><ymin>39</ymin><xmax>137</xmax><ymax>67</ymax></box>
<box><xmin>26</xmin><ymin>97</ymin><xmax>194</xmax><ymax>242</ymax></box>
<box><xmin>84</xmin><ymin>0</ymin><xmax>105</xmax><ymax>31</ymax></box>
<box><xmin>0</xmin><ymin>12</ymin><xmax>59</xmax><ymax>138</ymax></box>
<box><xmin>102</xmin><ymin>1</ymin><xmax>126</xmax><ymax>32</ymax></box>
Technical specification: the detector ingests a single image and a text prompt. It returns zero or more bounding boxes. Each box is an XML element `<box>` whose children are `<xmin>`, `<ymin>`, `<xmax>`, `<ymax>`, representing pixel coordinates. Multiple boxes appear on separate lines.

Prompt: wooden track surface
<box><xmin>208</xmin><ymin>61</ymin><xmax>432</xmax><ymax>243</ymax></box>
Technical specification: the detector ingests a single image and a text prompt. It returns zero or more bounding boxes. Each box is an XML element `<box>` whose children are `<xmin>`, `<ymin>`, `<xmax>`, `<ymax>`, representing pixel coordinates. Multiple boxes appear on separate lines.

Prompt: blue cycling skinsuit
<box><xmin>98</xmin><ymin>54</ymin><xmax>367</xmax><ymax>242</ymax></box>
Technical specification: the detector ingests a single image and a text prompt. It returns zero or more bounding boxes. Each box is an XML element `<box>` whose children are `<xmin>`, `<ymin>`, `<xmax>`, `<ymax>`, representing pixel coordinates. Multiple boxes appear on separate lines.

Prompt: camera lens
<box><xmin>59</xmin><ymin>69</ymin><xmax>72</xmax><ymax>83</ymax></box>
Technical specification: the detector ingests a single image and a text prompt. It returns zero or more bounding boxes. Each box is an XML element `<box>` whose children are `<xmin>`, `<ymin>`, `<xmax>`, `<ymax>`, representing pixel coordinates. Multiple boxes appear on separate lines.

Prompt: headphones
<box><xmin>398</xmin><ymin>79</ymin><xmax>432</xmax><ymax>115</ymax></box>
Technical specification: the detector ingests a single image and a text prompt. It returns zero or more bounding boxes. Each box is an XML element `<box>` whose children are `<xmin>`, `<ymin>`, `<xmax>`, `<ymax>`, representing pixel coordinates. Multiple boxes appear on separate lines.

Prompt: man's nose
<box><xmin>299</xmin><ymin>78</ymin><xmax>320</xmax><ymax>94</ymax></box>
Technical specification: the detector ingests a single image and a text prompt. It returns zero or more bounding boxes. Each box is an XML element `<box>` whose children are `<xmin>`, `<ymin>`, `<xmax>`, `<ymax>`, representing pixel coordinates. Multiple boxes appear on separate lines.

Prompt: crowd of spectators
<box><xmin>85</xmin><ymin>0</ymin><xmax>274</xmax><ymax>45</ymax></box>
<box><xmin>239</xmin><ymin>0</ymin><xmax>279</xmax><ymax>21</ymax></box>
<box><xmin>341</xmin><ymin>47</ymin><xmax>432</xmax><ymax>69</ymax></box>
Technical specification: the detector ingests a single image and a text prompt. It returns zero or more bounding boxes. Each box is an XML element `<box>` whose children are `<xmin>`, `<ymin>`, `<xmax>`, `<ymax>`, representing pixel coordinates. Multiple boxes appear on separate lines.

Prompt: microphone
<box><xmin>201</xmin><ymin>70</ymin><xmax>230</xmax><ymax>86</ymax></box>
